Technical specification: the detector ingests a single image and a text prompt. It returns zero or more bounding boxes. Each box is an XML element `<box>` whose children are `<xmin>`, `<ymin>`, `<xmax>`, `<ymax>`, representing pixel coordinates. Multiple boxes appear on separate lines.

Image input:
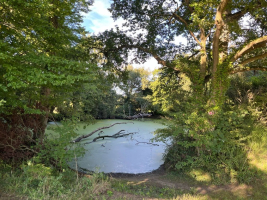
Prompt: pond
<box><xmin>50</xmin><ymin>119</ymin><xmax>167</xmax><ymax>174</ymax></box>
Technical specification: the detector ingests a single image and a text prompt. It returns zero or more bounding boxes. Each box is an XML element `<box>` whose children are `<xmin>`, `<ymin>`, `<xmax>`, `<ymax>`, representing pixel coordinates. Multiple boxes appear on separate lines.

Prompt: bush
<box><xmin>36</xmin><ymin>119</ymin><xmax>85</xmax><ymax>171</ymax></box>
<box><xmin>155</xmin><ymin>107</ymin><xmax>262</xmax><ymax>184</ymax></box>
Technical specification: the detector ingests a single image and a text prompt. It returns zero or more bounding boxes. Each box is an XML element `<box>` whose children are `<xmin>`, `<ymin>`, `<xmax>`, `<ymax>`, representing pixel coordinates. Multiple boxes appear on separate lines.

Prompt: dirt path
<box><xmin>0</xmin><ymin>191</ymin><xmax>27</xmax><ymax>200</ymax></box>
<box><xmin>108</xmin><ymin>167</ymin><xmax>253</xmax><ymax>199</ymax></box>
<box><xmin>112</xmin><ymin>172</ymin><xmax>251</xmax><ymax>195</ymax></box>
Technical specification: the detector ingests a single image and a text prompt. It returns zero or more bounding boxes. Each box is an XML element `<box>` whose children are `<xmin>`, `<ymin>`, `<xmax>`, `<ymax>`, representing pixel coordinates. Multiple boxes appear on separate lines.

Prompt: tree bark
<box><xmin>231</xmin><ymin>36</ymin><xmax>267</xmax><ymax>63</ymax></box>
<box><xmin>199</xmin><ymin>28</ymin><xmax>208</xmax><ymax>88</ymax></box>
<box><xmin>210</xmin><ymin>0</ymin><xmax>229</xmax><ymax>105</ymax></box>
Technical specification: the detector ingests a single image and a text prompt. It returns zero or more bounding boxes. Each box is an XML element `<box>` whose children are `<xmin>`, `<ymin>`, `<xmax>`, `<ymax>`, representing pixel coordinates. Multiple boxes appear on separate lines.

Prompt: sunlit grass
<box><xmin>248</xmin><ymin>153</ymin><xmax>267</xmax><ymax>172</ymax></box>
<box><xmin>189</xmin><ymin>169</ymin><xmax>212</xmax><ymax>183</ymax></box>
<box><xmin>173</xmin><ymin>194</ymin><xmax>208</xmax><ymax>200</ymax></box>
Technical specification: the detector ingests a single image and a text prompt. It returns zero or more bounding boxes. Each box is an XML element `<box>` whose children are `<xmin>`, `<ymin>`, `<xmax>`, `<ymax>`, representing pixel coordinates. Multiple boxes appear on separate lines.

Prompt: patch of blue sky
<box><xmin>83</xmin><ymin>11</ymin><xmax>111</xmax><ymax>32</ymax></box>
<box><xmin>82</xmin><ymin>19</ymin><xmax>94</xmax><ymax>33</ymax></box>
<box><xmin>82</xmin><ymin>0</ymin><xmax>115</xmax><ymax>34</ymax></box>
<box><xmin>81</xmin><ymin>0</ymin><xmax>162</xmax><ymax>71</ymax></box>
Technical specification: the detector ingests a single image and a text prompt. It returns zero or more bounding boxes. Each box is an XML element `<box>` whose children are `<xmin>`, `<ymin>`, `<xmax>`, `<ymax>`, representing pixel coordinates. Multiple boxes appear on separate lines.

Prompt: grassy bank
<box><xmin>1</xmin><ymin>120</ymin><xmax>267</xmax><ymax>200</ymax></box>
<box><xmin>1</xmin><ymin>147</ymin><xmax>267</xmax><ymax>200</ymax></box>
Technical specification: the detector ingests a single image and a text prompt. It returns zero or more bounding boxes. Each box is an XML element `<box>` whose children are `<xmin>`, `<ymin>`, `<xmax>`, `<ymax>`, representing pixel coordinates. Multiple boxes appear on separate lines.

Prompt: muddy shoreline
<box><xmin>75</xmin><ymin>164</ymin><xmax>166</xmax><ymax>178</ymax></box>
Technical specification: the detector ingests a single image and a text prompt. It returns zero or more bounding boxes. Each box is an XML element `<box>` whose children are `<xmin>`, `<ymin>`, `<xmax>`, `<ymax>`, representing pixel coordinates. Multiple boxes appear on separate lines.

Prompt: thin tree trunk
<box><xmin>199</xmin><ymin>28</ymin><xmax>208</xmax><ymax>84</ymax></box>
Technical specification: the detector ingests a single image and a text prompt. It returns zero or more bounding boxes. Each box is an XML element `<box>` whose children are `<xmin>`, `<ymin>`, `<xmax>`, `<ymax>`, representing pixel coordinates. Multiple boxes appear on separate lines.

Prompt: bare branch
<box><xmin>72</xmin><ymin>122</ymin><xmax>133</xmax><ymax>143</ymax></box>
<box><xmin>226</xmin><ymin>10</ymin><xmax>246</xmax><ymax>21</ymax></box>
<box><xmin>229</xmin><ymin>67</ymin><xmax>267</xmax><ymax>74</ymax></box>
<box><xmin>135</xmin><ymin>139</ymin><xmax>159</xmax><ymax>146</ymax></box>
<box><xmin>226</xmin><ymin>2</ymin><xmax>263</xmax><ymax>22</ymax></box>
<box><xmin>231</xmin><ymin>36</ymin><xmax>267</xmax><ymax>62</ymax></box>
<box><xmin>184</xmin><ymin>0</ymin><xmax>194</xmax><ymax>13</ymax></box>
<box><xmin>187</xmin><ymin>50</ymin><xmax>200</xmax><ymax>60</ymax></box>
<box><xmin>84</xmin><ymin>130</ymin><xmax>137</xmax><ymax>144</ymax></box>
<box><xmin>168</xmin><ymin>5</ymin><xmax>180</xmax><ymax>23</ymax></box>
<box><xmin>106</xmin><ymin>44</ymin><xmax>178</xmax><ymax>69</ymax></box>
<box><xmin>236</xmin><ymin>52</ymin><xmax>267</xmax><ymax>66</ymax></box>
<box><xmin>172</xmin><ymin>13</ymin><xmax>201</xmax><ymax>45</ymax></box>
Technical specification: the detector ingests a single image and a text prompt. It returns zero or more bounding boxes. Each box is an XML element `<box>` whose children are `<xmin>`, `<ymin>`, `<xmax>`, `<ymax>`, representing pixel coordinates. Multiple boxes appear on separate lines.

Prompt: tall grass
<box><xmin>0</xmin><ymin>162</ymin><xmax>110</xmax><ymax>200</ymax></box>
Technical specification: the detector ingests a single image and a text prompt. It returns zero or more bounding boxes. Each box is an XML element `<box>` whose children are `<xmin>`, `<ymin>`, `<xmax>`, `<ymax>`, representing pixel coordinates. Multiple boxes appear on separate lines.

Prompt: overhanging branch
<box><xmin>171</xmin><ymin>13</ymin><xmax>201</xmax><ymax>46</ymax></box>
<box><xmin>106</xmin><ymin>44</ymin><xmax>177</xmax><ymax>69</ymax></box>
<box><xmin>231</xmin><ymin>36</ymin><xmax>267</xmax><ymax>62</ymax></box>
<box><xmin>237</xmin><ymin>52</ymin><xmax>267</xmax><ymax>66</ymax></box>
<box><xmin>229</xmin><ymin>67</ymin><xmax>267</xmax><ymax>74</ymax></box>
<box><xmin>183</xmin><ymin>0</ymin><xmax>194</xmax><ymax>13</ymax></box>
<box><xmin>226</xmin><ymin>10</ymin><xmax>246</xmax><ymax>21</ymax></box>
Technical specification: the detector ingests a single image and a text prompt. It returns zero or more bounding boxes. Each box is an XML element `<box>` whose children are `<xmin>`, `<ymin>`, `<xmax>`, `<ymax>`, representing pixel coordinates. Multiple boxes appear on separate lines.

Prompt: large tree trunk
<box><xmin>38</xmin><ymin>4</ymin><xmax>59</xmax><ymax>138</ymax></box>
<box><xmin>39</xmin><ymin>87</ymin><xmax>51</xmax><ymax>140</ymax></box>
<box><xmin>210</xmin><ymin>0</ymin><xmax>229</xmax><ymax>106</ymax></box>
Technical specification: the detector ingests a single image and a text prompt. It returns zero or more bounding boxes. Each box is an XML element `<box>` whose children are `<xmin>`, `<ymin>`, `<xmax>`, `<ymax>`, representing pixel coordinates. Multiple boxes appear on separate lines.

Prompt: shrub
<box><xmin>36</xmin><ymin>119</ymin><xmax>85</xmax><ymax>171</ymax></box>
<box><xmin>155</xmin><ymin>107</ymin><xmax>262</xmax><ymax>184</ymax></box>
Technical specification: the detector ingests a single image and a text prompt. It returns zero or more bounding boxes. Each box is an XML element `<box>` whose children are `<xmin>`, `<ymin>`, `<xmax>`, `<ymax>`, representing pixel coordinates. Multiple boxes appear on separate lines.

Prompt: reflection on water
<box><xmin>69</xmin><ymin>119</ymin><xmax>167</xmax><ymax>174</ymax></box>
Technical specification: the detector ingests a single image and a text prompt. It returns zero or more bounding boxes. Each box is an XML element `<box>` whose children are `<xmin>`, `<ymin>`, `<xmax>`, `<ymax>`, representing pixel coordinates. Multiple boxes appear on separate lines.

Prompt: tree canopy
<box><xmin>85</xmin><ymin>0</ymin><xmax>267</xmax><ymax>178</ymax></box>
<box><xmin>0</xmin><ymin>0</ymin><xmax>96</xmax><ymax>114</ymax></box>
<box><xmin>92</xmin><ymin>0</ymin><xmax>267</xmax><ymax>105</ymax></box>
<box><xmin>0</xmin><ymin>0</ymin><xmax>101</xmax><ymax>161</ymax></box>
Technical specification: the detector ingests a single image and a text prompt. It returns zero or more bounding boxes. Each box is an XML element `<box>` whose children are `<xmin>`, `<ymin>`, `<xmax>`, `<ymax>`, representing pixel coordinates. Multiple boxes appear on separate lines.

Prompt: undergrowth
<box><xmin>0</xmin><ymin>162</ymin><xmax>207</xmax><ymax>200</ymax></box>
<box><xmin>154</xmin><ymin>105</ymin><xmax>267</xmax><ymax>185</ymax></box>
<box><xmin>1</xmin><ymin>111</ymin><xmax>267</xmax><ymax>199</ymax></box>
<box><xmin>0</xmin><ymin>162</ymin><xmax>110</xmax><ymax>200</ymax></box>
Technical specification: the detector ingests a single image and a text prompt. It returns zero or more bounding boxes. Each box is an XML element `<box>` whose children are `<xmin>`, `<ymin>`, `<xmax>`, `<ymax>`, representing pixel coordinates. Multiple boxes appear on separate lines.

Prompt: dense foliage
<box><xmin>92</xmin><ymin>0</ymin><xmax>267</xmax><ymax>182</ymax></box>
<box><xmin>1</xmin><ymin>0</ymin><xmax>267</xmax><ymax>187</ymax></box>
<box><xmin>94</xmin><ymin>0</ymin><xmax>267</xmax><ymax>104</ymax></box>
<box><xmin>0</xmin><ymin>0</ymin><xmax>97</xmax><ymax>162</ymax></box>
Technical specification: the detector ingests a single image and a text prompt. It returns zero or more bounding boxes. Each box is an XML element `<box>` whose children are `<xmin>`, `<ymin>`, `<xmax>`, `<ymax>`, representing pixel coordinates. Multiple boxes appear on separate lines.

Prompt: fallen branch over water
<box><xmin>84</xmin><ymin>130</ymin><xmax>137</xmax><ymax>144</ymax></box>
<box><xmin>72</xmin><ymin>122</ymin><xmax>133</xmax><ymax>143</ymax></box>
<box><xmin>93</xmin><ymin>131</ymin><xmax>137</xmax><ymax>142</ymax></box>
<box><xmin>135</xmin><ymin>139</ymin><xmax>159</xmax><ymax>146</ymax></box>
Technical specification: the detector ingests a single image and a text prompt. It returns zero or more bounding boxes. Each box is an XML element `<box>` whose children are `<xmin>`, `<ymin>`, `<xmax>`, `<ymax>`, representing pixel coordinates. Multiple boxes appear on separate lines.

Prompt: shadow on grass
<box><xmin>110</xmin><ymin>151</ymin><xmax>267</xmax><ymax>200</ymax></box>
<box><xmin>177</xmin><ymin>154</ymin><xmax>267</xmax><ymax>199</ymax></box>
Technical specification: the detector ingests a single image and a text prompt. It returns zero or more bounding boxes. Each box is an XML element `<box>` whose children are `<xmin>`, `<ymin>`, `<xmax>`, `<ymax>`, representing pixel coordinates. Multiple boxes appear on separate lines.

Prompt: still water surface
<box><xmin>51</xmin><ymin>119</ymin><xmax>167</xmax><ymax>174</ymax></box>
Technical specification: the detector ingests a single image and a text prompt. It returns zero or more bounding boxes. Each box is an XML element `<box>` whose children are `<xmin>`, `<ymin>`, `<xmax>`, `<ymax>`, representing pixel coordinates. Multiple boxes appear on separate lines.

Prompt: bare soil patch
<box><xmin>107</xmin><ymin>166</ymin><xmax>253</xmax><ymax>198</ymax></box>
